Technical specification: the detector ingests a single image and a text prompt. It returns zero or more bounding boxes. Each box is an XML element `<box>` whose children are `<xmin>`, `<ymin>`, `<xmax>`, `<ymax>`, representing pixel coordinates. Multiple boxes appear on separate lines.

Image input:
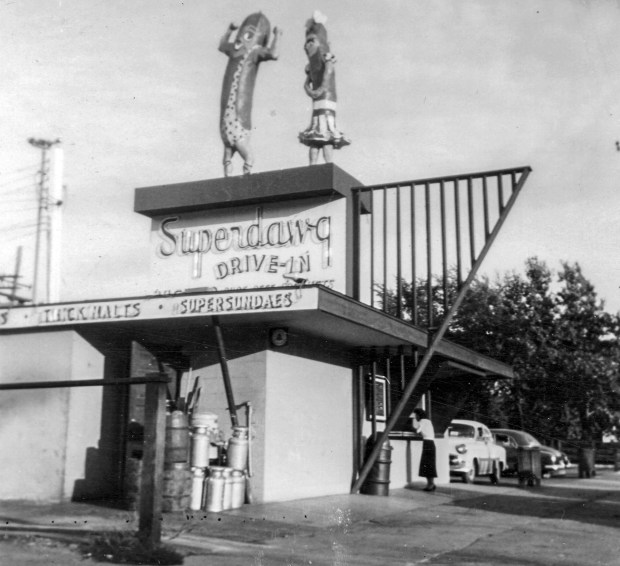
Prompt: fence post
<box><xmin>138</xmin><ymin>377</ymin><xmax>167</xmax><ymax>546</ymax></box>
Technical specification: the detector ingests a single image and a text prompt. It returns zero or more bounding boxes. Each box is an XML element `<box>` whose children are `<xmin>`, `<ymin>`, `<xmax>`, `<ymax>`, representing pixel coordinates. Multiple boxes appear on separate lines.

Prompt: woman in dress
<box><xmin>411</xmin><ymin>408</ymin><xmax>437</xmax><ymax>491</ymax></box>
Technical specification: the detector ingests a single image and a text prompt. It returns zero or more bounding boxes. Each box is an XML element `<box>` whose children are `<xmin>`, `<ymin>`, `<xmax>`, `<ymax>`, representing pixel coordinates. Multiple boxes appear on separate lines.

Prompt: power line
<box><xmin>1</xmin><ymin>223</ymin><xmax>40</xmax><ymax>233</ymax></box>
<box><xmin>4</xmin><ymin>231</ymin><xmax>37</xmax><ymax>243</ymax></box>
<box><xmin>0</xmin><ymin>163</ymin><xmax>39</xmax><ymax>176</ymax></box>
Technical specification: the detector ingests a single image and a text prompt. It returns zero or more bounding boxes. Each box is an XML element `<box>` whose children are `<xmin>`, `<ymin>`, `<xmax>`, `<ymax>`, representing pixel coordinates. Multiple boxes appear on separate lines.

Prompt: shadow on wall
<box><xmin>72</xmin><ymin>446</ymin><xmax>123</xmax><ymax>503</ymax></box>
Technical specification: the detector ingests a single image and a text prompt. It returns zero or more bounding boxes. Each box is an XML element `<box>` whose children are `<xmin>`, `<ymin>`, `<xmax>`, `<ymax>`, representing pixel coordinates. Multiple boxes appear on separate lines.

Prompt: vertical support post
<box><xmin>411</xmin><ymin>184</ymin><xmax>418</xmax><ymax>325</ymax></box>
<box><xmin>371</xmin><ymin>360</ymin><xmax>377</xmax><ymax>439</ymax></box>
<box><xmin>352</xmin><ymin>190</ymin><xmax>361</xmax><ymax>301</ymax></box>
<box><xmin>467</xmin><ymin>177</ymin><xmax>475</xmax><ymax>267</ymax></box>
<box><xmin>482</xmin><ymin>175</ymin><xmax>490</xmax><ymax>238</ymax></box>
<box><xmin>454</xmin><ymin>179</ymin><xmax>462</xmax><ymax>287</ymax></box>
<box><xmin>396</xmin><ymin>186</ymin><xmax>402</xmax><ymax>318</ymax></box>
<box><xmin>139</xmin><ymin>378</ymin><xmax>167</xmax><ymax>546</ymax></box>
<box><xmin>370</xmin><ymin>190</ymin><xmax>375</xmax><ymax>308</ymax></box>
<box><xmin>213</xmin><ymin>316</ymin><xmax>239</xmax><ymax>427</ymax></box>
<box><xmin>382</xmin><ymin>189</ymin><xmax>388</xmax><ymax>310</ymax></box>
<box><xmin>425</xmin><ymin>183</ymin><xmax>432</xmax><ymax>328</ymax></box>
<box><xmin>439</xmin><ymin>180</ymin><xmax>448</xmax><ymax>315</ymax></box>
<box><xmin>353</xmin><ymin>365</ymin><xmax>365</xmax><ymax>474</ymax></box>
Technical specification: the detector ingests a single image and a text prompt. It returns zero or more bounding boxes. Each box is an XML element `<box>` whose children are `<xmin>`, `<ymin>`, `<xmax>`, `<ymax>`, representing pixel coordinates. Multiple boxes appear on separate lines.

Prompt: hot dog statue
<box><xmin>219</xmin><ymin>13</ymin><xmax>281</xmax><ymax>176</ymax></box>
<box><xmin>299</xmin><ymin>11</ymin><xmax>350</xmax><ymax>165</ymax></box>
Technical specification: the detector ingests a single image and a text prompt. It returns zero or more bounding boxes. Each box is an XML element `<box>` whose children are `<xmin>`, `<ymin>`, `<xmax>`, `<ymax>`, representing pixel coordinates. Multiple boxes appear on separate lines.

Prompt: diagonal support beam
<box><xmin>213</xmin><ymin>316</ymin><xmax>239</xmax><ymax>428</ymax></box>
<box><xmin>351</xmin><ymin>167</ymin><xmax>531</xmax><ymax>493</ymax></box>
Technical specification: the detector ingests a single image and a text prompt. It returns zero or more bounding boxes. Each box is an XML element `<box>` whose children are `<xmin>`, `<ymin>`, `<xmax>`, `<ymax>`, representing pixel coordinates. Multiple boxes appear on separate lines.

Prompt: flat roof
<box><xmin>134</xmin><ymin>163</ymin><xmax>365</xmax><ymax>217</ymax></box>
<box><xmin>0</xmin><ymin>286</ymin><xmax>513</xmax><ymax>378</ymax></box>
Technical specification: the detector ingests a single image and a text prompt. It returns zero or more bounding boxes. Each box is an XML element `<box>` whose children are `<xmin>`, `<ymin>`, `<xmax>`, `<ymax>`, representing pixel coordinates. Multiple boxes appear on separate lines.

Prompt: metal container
<box><xmin>227</xmin><ymin>426</ymin><xmax>249</xmax><ymax>471</ymax></box>
<box><xmin>165</xmin><ymin>410</ymin><xmax>190</xmax><ymax>466</ymax></box>
<box><xmin>230</xmin><ymin>470</ymin><xmax>246</xmax><ymax>509</ymax></box>
<box><xmin>205</xmin><ymin>466</ymin><xmax>225</xmax><ymax>512</ymax></box>
<box><xmin>191</xmin><ymin>411</ymin><xmax>218</xmax><ymax>430</ymax></box>
<box><xmin>578</xmin><ymin>447</ymin><xmax>596</xmax><ymax>478</ymax></box>
<box><xmin>189</xmin><ymin>467</ymin><xmax>206</xmax><ymax>511</ymax></box>
<box><xmin>191</xmin><ymin>426</ymin><xmax>210</xmax><ymax>468</ymax></box>
<box><xmin>162</xmin><ymin>462</ymin><xmax>191</xmax><ymax>512</ymax></box>
<box><xmin>517</xmin><ymin>446</ymin><xmax>541</xmax><ymax>486</ymax></box>
<box><xmin>222</xmin><ymin>467</ymin><xmax>233</xmax><ymax>510</ymax></box>
<box><xmin>360</xmin><ymin>435</ymin><xmax>392</xmax><ymax>496</ymax></box>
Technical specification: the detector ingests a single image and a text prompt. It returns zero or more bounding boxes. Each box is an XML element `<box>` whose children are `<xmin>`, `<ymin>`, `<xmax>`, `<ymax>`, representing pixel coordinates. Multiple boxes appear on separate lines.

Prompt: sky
<box><xmin>1</xmin><ymin>0</ymin><xmax>620</xmax><ymax>312</ymax></box>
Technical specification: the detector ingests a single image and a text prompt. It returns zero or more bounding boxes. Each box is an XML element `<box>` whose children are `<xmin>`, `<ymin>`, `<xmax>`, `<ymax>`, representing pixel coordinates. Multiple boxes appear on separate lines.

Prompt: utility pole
<box><xmin>27</xmin><ymin>137</ymin><xmax>62</xmax><ymax>304</ymax></box>
<box><xmin>0</xmin><ymin>247</ymin><xmax>30</xmax><ymax>304</ymax></box>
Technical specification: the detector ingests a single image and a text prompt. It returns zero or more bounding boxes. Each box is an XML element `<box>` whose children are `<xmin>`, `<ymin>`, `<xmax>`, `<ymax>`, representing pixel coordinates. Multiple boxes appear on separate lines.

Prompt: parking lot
<box><xmin>1</xmin><ymin>465</ymin><xmax>619</xmax><ymax>565</ymax></box>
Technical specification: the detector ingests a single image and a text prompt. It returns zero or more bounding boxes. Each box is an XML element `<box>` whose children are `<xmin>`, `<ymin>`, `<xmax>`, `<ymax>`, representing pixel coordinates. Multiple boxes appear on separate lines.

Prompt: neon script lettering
<box><xmin>157</xmin><ymin>208</ymin><xmax>331</xmax><ymax>265</ymax></box>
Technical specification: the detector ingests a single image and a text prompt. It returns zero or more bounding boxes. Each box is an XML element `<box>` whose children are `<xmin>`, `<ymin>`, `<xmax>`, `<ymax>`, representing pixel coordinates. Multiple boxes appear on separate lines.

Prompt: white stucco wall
<box><xmin>0</xmin><ymin>331</ymin><xmax>104</xmax><ymax>501</ymax></box>
<box><xmin>263</xmin><ymin>351</ymin><xmax>353</xmax><ymax>502</ymax></box>
<box><xmin>191</xmin><ymin>348</ymin><xmax>353</xmax><ymax>503</ymax></box>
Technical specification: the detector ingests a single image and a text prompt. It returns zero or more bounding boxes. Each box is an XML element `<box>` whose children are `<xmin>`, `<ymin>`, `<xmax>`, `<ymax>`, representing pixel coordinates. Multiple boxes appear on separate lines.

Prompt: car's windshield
<box><xmin>448</xmin><ymin>424</ymin><xmax>475</xmax><ymax>438</ymax></box>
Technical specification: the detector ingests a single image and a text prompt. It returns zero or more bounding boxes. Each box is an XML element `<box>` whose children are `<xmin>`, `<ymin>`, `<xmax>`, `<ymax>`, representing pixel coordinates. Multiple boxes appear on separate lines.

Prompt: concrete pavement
<box><xmin>1</xmin><ymin>466</ymin><xmax>619</xmax><ymax>565</ymax></box>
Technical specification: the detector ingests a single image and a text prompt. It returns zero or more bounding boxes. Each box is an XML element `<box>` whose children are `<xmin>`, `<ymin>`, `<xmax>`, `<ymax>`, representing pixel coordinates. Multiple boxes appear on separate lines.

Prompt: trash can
<box><xmin>578</xmin><ymin>447</ymin><xmax>596</xmax><ymax>478</ymax></box>
<box><xmin>360</xmin><ymin>434</ymin><xmax>392</xmax><ymax>496</ymax></box>
<box><xmin>517</xmin><ymin>446</ymin><xmax>541</xmax><ymax>487</ymax></box>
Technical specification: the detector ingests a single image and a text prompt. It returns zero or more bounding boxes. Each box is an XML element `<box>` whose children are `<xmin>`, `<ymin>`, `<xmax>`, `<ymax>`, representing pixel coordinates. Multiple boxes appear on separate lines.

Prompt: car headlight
<box><xmin>456</xmin><ymin>444</ymin><xmax>467</xmax><ymax>454</ymax></box>
<box><xmin>549</xmin><ymin>455</ymin><xmax>557</xmax><ymax>463</ymax></box>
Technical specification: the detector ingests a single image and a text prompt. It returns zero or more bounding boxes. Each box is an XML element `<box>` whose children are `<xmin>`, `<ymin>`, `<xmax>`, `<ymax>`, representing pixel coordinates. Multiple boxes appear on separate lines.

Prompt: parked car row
<box><xmin>446</xmin><ymin>419</ymin><xmax>572</xmax><ymax>484</ymax></box>
<box><xmin>492</xmin><ymin>428</ymin><xmax>572</xmax><ymax>478</ymax></box>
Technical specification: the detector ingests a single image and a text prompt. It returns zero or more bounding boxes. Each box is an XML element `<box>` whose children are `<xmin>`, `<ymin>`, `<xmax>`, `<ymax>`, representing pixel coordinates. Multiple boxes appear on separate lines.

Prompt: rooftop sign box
<box><xmin>134</xmin><ymin>164</ymin><xmax>365</xmax><ymax>295</ymax></box>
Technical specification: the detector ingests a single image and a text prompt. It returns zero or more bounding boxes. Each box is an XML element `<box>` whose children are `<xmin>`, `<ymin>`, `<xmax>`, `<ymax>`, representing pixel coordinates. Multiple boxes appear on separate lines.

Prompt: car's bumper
<box><xmin>543</xmin><ymin>464</ymin><xmax>566</xmax><ymax>476</ymax></box>
<box><xmin>449</xmin><ymin>457</ymin><xmax>470</xmax><ymax>475</ymax></box>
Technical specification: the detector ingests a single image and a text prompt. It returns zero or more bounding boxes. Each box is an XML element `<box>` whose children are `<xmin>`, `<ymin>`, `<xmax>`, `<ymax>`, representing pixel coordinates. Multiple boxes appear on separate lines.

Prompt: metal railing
<box><xmin>350</xmin><ymin>165</ymin><xmax>532</xmax><ymax>493</ymax></box>
<box><xmin>352</xmin><ymin>166</ymin><xmax>532</xmax><ymax>327</ymax></box>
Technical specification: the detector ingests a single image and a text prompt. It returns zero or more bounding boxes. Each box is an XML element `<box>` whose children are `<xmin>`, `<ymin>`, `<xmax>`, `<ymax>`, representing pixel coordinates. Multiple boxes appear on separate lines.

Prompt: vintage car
<box><xmin>447</xmin><ymin>419</ymin><xmax>507</xmax><ymax>483</ymax></box>
<box><xmin>491</xmin><ymin>428</ymin><xmax>570</xmax><ymax>478</ymax></box>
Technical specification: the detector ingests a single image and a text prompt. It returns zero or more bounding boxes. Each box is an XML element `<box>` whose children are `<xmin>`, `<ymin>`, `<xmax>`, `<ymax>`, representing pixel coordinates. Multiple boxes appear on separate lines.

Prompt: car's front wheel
<box><xmin>463</xmin><ymin>465</ymin><xmax>475</xmax><ymax>484</ymax></box>
<box><xmin>490</xmin><ymin>461</ymin><xmax>500</xmax><ymax>485</ymax></box>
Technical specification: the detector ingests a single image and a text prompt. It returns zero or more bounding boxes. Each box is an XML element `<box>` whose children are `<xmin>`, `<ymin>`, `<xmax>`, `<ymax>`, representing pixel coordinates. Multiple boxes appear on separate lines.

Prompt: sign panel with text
<box><xmin>148</xmin><ymin>198</ymin><xmax>347</xmax><ymax>294</ymax></box>
<box><xmin>0</xmin><ymin>288</ymin><xmax>319</xmax><ymax>330</ymax></box>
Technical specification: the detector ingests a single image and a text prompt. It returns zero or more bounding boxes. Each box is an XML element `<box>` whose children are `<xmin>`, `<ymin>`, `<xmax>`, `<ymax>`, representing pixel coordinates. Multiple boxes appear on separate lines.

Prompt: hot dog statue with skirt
<box><xmin>219</xmin><ymin>13</ymin><xmax>281</xmax><ymax>176</ymax></box>
<box><xmin>299</xmin><ymin>11</ymin><xmax>350</xmax><ymax>165</ymax></box>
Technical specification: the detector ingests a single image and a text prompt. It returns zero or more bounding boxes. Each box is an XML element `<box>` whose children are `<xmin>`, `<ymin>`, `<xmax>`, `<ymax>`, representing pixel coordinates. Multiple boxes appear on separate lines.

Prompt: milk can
<box><xmin>191</xmin><ymin>412</ymin><xmax>220</xmax><ymax>464</ymax></box>
<box><xmin>230</xmin><ymin>470</ymin><xmax>246</xmax><ymax>509</ymax></box>
<box><xmin>227</xmin><ymin>426</ymin><xmax>249</xmax><ymax>471</ymax></box>
<box><xmin>191</xmin><ymin>426</ymin><xmax>210</xmax><ymax>468</ymax></box>
<box><xmin>205</xmin><ymin>467</ymin><xmax>225</xmax><ymax>512</ymax></box>
<box><xmin>189</xmin><ymin>467</ymin><xmax>205</xmax><ymax>511</ymax></box>
<box><xmin>165</xmin><ymin>411</ymin><xmax>189</xmax><ymax>466</ymax></box>
<box><xmin>222</xmin><ymin>467</ymin><xmax>233</xmax><ymax>510</ymax></box>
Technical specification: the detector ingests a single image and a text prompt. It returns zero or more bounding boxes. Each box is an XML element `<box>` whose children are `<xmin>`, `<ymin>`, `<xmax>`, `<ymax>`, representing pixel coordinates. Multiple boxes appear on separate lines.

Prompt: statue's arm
<box><xmin>218</xmin><ymin>23</ymin><xmax>238</xmax><ymax>54</ymax></box>
<box><xmin>304</xmin><ymin>58</ymin><xmax>335</xmax><ymax>100</ymax></box>
<box><xmin>259</xmin><ymin>26</ymin><xmax>282</xmax><ymax>61</ymax></box>
<box><xmin>304</xmin><ymin>75</ymin><xmax>325</xmax><ymax>99</ymax></box>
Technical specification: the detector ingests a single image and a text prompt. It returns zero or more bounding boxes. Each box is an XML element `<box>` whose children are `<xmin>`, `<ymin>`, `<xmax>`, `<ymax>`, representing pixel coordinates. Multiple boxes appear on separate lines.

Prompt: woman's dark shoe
<box><xmin>423</xmin><ymin>485</ymin><xmax>436</xmax><ymax>492</ymax></box>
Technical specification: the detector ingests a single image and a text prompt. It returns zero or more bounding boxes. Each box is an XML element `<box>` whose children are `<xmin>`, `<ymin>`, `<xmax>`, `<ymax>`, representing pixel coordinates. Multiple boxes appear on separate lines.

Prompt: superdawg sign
<box><xmin>148</xmin><ymin>200</ymin><xmax>346</xmax><ymax>293</ymax></box>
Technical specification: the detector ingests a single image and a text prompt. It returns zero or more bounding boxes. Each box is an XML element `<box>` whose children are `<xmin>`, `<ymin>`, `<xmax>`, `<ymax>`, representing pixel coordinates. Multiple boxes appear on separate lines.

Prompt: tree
<box><xmin>380</xmin><ymin>258</ymin><xmax>620</xmax><ymax>442</ymax></box>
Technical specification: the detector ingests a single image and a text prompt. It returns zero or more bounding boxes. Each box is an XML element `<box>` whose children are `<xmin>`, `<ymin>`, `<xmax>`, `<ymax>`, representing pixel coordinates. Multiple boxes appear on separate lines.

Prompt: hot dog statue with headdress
<box><xmin>299</xmin><ymin>11</ymin><xmax>350</xmax><ymax>165</ymax></box>
<box><xmin>219</xmin><ymin>13</ymin><xmax>281</xmax><ymax>176</ymax></box>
